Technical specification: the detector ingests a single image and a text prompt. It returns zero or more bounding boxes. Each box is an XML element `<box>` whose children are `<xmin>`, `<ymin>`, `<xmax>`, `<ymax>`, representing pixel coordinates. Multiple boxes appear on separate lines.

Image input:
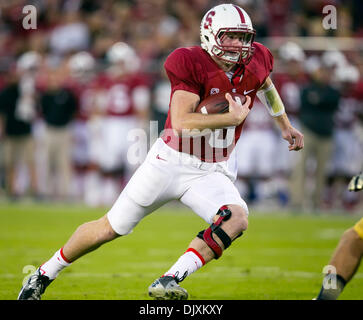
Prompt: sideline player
<box><xmin>96</xmin><ymin>42</ymin><xmax>151</xmax><ymax>205</ymax></box>
<box><xmin>66</xmin><ymin>51</ymin><xmax>111</xmax><ymax>206</ymax></box>
<box><xmin>18</xmin><ymin>4</ymin><xmax>303</xmax><ymax>300</ymax></box>
<box><xmin>316</xmin><ymin>172</ymin><xmax>363</xmax><ymax>300</ymax></box>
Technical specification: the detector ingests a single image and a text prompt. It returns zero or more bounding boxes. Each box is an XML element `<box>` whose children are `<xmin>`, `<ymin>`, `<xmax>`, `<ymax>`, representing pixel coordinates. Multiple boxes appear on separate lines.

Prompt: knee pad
<box><xmin>197</xmin><ymin>206</ymin><xmax>243</xmax><ymax>259</ymax></box>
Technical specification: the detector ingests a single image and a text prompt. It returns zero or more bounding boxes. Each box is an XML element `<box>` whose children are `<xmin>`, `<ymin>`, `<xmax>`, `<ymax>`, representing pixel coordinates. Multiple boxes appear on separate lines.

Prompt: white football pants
<box><xmin>107</xmin><ymin>138</ymin><xmax>248</xmax><ymax>235</ymax></box>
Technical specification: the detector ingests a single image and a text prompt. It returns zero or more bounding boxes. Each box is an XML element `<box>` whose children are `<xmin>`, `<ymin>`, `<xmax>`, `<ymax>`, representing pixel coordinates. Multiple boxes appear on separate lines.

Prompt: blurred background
<box><xmin>0</xmin><ymin>0</ymin><xmax>362</xmax><ymax>213</ymax></box>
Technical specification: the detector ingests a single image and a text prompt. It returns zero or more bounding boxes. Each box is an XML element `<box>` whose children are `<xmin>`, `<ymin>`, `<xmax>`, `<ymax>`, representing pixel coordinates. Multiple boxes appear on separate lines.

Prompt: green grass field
<box><xmin>0</xmin><ymin>202</ymin><xmax>362</xmax><ymax>300</ymax></box>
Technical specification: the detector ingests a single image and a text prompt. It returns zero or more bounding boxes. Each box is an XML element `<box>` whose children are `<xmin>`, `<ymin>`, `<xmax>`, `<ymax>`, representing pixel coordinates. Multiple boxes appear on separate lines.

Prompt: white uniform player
<box><xmin>326</xmin><ymin>64</ymin><xmax>362</xmax><ymax>209</ymax></box>
<box><xmin>330</xmin><ymin>65</ymin><xmax>362</xmax><ymax>177</ymax></box>
<box><xmin>271</xmin><ymin>42</ymin><xmax>307</xmax><ymax>204</ymax></box>
<box><xmin>18</xmin><ymin>4</ymin><xmax>304</xmax><ymax>301</ymax></box>
<box><xmin>66</xmin><ymin>51</ymin><xmax>102</xmax><ymax>203</ymax></box>
<box><xmin>234</xmin><ymin>100</ymin><xmax>276</xmax><ymax>201</ymax></box>
<box><xmin>67</xmin><ymin>51</ymin><xmax>97</xmax><ymax>168</ymax></box>
<box><xmin>96</xmin><ymin>42</ymin><xmax>151</xmax><ymax>204</ymax></box>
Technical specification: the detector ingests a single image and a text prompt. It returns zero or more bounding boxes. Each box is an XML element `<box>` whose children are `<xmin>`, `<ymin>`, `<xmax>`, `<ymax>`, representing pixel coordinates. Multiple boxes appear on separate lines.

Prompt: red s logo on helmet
<box><xmin>203</xmin><ymin>11</ymin><xmax>215</xmax><ymax>29</ymax></box>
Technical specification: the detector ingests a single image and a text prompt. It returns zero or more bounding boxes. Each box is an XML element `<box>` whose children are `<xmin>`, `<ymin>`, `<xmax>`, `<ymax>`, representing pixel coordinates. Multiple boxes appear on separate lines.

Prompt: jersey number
<box><xmin>108</xmin><ymin>84</ymin><xmax>130</xmax><ymax>114</ymax></box>
<box><xmin>200</xmin><ymin>105</ymin><xmax>235</xmax><ymax>148</ymax></box>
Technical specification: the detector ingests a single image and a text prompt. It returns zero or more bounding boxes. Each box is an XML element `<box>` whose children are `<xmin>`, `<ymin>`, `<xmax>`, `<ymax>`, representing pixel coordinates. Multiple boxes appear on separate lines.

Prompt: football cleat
<box><xmin>17</xmin><ymin>268</ymin><xmax>53</xmax><ymax>300</ymax></box>
<box><xmin>148</xmin><ymin>276</ymin><xmax>188</xmax><ymax>300</ymax></box>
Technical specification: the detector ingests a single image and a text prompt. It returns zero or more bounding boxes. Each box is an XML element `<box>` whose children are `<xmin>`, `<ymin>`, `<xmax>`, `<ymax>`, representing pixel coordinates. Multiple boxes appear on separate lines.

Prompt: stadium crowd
<box><xmin>0</xmin><ymin>0</ymin><xmax>362</xmax><ymax>212</ymax></box>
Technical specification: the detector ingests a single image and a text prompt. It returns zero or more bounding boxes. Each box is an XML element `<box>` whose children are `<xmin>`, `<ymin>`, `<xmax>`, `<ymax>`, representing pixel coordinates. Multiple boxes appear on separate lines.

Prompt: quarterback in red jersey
<box><xmin>18</xmin><ymin>4</ymin><xmax>303</xmax><ymax>300</ymax></box>
<box><xmin>162</xmin><ymin>42</ymin><xmax>269</xmax><ymax>162</ymax></box>
<box><xmin>162</xmin><ymin>34</ymin><xmax>273</xmax><ymax>163</ymax></box>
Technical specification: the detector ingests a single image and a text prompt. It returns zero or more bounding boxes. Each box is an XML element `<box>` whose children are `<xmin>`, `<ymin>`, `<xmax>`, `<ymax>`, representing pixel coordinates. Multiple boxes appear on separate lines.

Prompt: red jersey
<box><xmin>162</xmin><ymin>42</ymin><xmax>273</xmax><ymax>162</ymax></box>
<box><xmin>96</xmin><ymin>73</ymin><xmax>150</xmax><ymax>117</ymax></box>
<box><xmin>65</xmin><ymin>77</ymin><xmax>100</xmax><ymax>121</ymax></box>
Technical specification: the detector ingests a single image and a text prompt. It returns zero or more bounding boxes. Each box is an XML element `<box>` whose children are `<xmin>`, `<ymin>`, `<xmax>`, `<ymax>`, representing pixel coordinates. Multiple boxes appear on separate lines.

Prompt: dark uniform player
<box><xmin>316</xmin><ymin>173</ymin><xmax>363</xmax><ymax>300</ymax></box>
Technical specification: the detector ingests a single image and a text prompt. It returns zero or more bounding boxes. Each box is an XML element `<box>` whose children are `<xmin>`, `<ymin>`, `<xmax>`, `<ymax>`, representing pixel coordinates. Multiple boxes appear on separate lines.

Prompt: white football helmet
<box><xmin>334</xmin><ymin>64</ymin><xmax>360</xmax><ymax>84</ymax></box>
<box><xmin>106</xmin><ymin>42</ymin><xmax>140</xmax><ymax>74</ymax></box>
<box><xmin>16</xmin><ymin>51</ymin><xmax>41</xmax><ymax>73</ymax></box>
<box><xmin>200</xmin><ymin>4</ymin><xmax>255</xmax><ymax>65</ymax></box>
<box><xmin>68</xmin><ymin>51</ymin><xmax>95</xmax><ymax>79</ymax></box>
<box><xmin>321</xmin><ymin>50</ymin><xmax>347</xmax><ymax>69</ymax></box>
<box><xmin>279</xmin><ymin>41</ymin><xmax>305</xmax><ymax>62</ymax></box>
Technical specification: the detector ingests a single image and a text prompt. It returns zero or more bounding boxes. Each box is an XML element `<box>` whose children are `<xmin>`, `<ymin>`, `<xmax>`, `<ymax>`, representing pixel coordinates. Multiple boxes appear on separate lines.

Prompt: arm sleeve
<box><xmin>256</xmin><ymin>82</ymin><xmax>285</xmax><ymax>117</ymax></box>
<box><xmin>164</xmin><ymin>48</ymin><xmax>202</xmax><ymax>96</ymax></box>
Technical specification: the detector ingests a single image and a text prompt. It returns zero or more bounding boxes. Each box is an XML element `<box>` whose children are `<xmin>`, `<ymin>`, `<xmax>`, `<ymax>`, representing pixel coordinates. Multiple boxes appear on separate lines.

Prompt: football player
<box><xmin>325</xmin><ymin>64</ymin><xmax>361</xmax><ymax>210</ymax></box>
<box><xmin>95</xmin><ymin>42</ymin><xmax>151</xmax><ymax>204</ymax></box>
<box><xmin>273</xmin><ymin>42</ymin><xmax>307</xmax><ymax>204</ymax></box>
<box><xmin>18</xmin><ymin>4</ymin><xmax>303</xmax><ymax>300</ymax></box>
<box><xmin>234</xmin><ymin>99</ymin><xmax>276</xmax><ymax>203</ymax></box>
<box><xmin>66</xmin><ymin>51</ymin><xmax>100</xmax><ymax>204</ymax></box>
<box><xmin>316</xmin><ymin>172</ymin><xmax>363</xmax><ymax>300</ymax></box>
<box><xmin>0</xmin><ymin>51</ymin><xmax>41</xmax><ymax>199</ymax></box>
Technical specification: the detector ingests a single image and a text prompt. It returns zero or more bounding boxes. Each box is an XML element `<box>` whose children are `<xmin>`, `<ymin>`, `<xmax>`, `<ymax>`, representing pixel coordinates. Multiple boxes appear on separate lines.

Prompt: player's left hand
<box><xmin>281</xmin><ymin>126</ymin><xmax>304</xmax><ymax>151</ymax></box>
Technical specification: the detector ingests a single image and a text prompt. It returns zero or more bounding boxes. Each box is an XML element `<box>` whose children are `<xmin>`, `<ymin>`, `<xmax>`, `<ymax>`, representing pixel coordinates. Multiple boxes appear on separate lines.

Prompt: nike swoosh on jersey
<box><xmin>243</xmin><ymin>89</ymin><xmax>255</xmax><ymax>95</ymax></box>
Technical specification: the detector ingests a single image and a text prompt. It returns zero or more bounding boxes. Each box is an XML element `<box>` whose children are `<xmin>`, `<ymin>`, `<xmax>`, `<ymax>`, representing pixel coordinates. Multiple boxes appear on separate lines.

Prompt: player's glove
<box><xmin>348</xmin><ymin>172</ymin><xmax>363</xmax><ymax>192</ymax></box>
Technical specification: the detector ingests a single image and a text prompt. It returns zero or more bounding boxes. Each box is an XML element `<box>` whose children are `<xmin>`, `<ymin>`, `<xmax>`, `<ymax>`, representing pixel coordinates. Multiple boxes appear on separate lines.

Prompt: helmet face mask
<box><xmin>200</xmin><ymin>4</ymin><xmax>256</xmax><ymax>66</ymax></box>
<box><xmin>212</xmin><ymin>28</ymin><xmax>255</xmax><ymax>64</ymax></box>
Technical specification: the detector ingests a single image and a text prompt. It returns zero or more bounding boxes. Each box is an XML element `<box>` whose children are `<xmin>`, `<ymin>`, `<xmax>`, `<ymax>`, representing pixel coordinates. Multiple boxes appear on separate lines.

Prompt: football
<box><xmin>195</xmin><ymin>92</ymin><xmax>246</xmax><ymax>114</ymax></box>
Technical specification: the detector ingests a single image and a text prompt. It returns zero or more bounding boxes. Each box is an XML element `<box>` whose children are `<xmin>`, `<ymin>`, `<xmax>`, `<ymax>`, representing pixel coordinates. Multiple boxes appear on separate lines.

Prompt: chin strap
<box><xmin>231</xmin><ymin>64</ymin><xmax>245</xmax><ymax>85</ymax></box>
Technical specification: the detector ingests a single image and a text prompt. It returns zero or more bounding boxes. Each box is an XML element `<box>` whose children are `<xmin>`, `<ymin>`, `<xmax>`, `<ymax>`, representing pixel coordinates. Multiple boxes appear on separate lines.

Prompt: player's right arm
<box><xmin>165</xmin><ymin>48</ymin><xmax>250</xmax><ymax>135</ymax></box>
<box><xmin>170</xmin><ymin>90</ymin><xmax>251</xmax><ymax>134</ymax></box>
